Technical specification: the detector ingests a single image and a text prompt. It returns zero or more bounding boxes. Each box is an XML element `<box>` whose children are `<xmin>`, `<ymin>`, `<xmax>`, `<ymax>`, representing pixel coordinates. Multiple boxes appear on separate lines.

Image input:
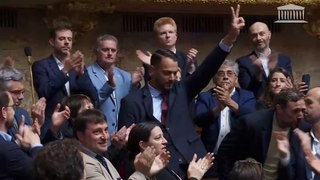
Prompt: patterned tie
<box><xmin>161</xmin><ymin>93</ymin><xmax>168</xmax><ymax>125</ymax></box>
<box><xmin>95</xmin><ymin>154</ymin><xmax>113</xmax><ymax>179</ymax></box>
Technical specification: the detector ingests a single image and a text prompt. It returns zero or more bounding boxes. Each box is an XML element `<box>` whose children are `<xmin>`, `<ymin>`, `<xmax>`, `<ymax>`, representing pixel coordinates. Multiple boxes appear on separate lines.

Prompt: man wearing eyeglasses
<box><xmin>194</xmin><ymin>59</ymin><xmax>256</xmax><ymax>177</ymax></box>
<box><xmin>0</xmin><ymin>66</ymin><xmax>32</xmax><ymax>139</ymax></box>
<box><xmin>0</xmin><ymin>90</ymin><xmax>42</xmax><ymax>179</ymax></box>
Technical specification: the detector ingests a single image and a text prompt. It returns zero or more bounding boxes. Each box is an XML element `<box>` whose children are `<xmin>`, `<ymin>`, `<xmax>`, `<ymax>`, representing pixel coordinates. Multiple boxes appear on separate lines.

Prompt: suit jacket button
<box><xmin>112</xmin><ymin>109</ymin><xmax>115</xmax><ymax>112</ymax></box>
<box><xmin>112</xmin><ymin>123</ymin><xmax>115</xmax><ymax>126</ymax></box>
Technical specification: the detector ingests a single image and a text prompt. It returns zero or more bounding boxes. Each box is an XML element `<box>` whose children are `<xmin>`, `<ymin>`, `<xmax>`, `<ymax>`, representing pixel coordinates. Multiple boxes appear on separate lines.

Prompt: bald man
<box><xmin>236</xmin><ymin>21</ymin><xmax>292</xmax><ymax>99</ymax></box>
<box><xmin>292</xmin><ymin>87</ymin><xmax>320</xmax><ymax>179</ymax></box>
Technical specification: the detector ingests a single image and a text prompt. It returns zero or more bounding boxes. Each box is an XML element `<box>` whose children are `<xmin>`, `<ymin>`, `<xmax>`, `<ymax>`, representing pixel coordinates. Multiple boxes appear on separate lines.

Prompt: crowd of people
<box><xmin>0</xmin><ymin>4</ymin><xmax>318</xmax><ymax>180</ymax></box>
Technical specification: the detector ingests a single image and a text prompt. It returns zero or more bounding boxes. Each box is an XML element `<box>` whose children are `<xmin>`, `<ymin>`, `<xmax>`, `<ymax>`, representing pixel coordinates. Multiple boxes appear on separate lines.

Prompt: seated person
<box><xmin>73</xmin><ymin>109</ymin><xmax>169</xmax><ymax>180</ymax></box>
<box><xmin>229</xmin><ymin>158</ymin><xmax>263</xmax><ymax>180</ymax></box>
<box><xmin>127</xmin><ymin>121</ymin><xmax>214</xmax><ymax>180</ymax></box>
<box><xmin>33</xmin><ymin>139</ymin><xmax>84</xmax><ymax>180</ymax></box>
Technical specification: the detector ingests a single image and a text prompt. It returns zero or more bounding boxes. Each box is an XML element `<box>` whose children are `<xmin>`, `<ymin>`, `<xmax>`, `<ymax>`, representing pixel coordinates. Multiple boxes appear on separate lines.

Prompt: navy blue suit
<box><xmin>7</xmin><ymin>107</ymin><xmax>32</xmax><ymax>140</ymax></box>
<box><xmin>236</xmin><ymin>51</ymin><xmax>292</xmax><ymax>98</ymax></box>
<box><xmin>32</xmin><ymin>55</ymin><xmax>98</xmax><ymax>137</ymax></box>
<box><xmin>118</xmin><ymin>45</ymin><xmax>229</xmax><ymax>179</ymax></box>
<box><xmin>0</xmin><ymin>136</ymin><xmax>41</xmax><ymax>180</ymax></box>
<box><xmin>194</xmin><ymin>88</ymin><xmax>256</xmax><ymax>153</ymax></box>
<box><xmin>218</xmin><ymin>109</ymin><xmax>309</xmax><ymax>180</ymax></box>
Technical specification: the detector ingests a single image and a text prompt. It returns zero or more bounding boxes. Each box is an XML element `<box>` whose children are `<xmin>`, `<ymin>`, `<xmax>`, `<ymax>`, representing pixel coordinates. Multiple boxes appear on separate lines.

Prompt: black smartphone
<box><xmin>301</xmin><ymin>74</ymin><xmax>311</xmax><ymax>94</ymax></box>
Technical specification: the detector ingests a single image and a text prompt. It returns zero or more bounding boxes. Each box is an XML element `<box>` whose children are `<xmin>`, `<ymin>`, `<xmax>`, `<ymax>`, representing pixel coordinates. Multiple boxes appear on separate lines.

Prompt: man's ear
<box><xmin>76</xmin><ymin>131</ymin><xmax>84</xmax><ymax>142</ymax></box>
<box><xmin>0</xmin><ymin>107</ymin><xmax>6</xmax><ymax>119</ymax></box>
<box><xmin>49</xmin><ymin>39</ymin><xmax>54</xmax><ymax>47</ymax></box>
<box><xmin>149</xmin><ymin>65</ymin><xmax>155</xmax><ymax>77</ymax></box>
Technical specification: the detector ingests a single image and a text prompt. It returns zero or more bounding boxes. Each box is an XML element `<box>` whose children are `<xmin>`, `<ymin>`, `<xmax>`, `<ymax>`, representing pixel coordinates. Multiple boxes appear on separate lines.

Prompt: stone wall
<box><xmin>1</xmin><ymin>8</ymin><xmax>319</xmax><ymax>110</ymax></box>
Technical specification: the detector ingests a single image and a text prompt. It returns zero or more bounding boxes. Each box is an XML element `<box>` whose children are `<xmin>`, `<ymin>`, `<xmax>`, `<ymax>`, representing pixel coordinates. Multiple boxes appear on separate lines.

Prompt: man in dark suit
<box><xmin>32</xmin><ymin>19</ymin><xmax>98</xmax><ymax>137</ymax></box>
<box><xmin>194</xmin><ymin>59</ymin><xmax>256</xmax><ymax>177</ymax></box>
<box><xmin>236</xmin><ymin>21</ymin><xmax>292</xmax><ymax>99</ymax></box>
<box><xmin>136</xmin><ymin>16</ymin><xmax>198</xmax><ymax>81</ymax></box>
<box><xmin>218</xmin><ymin>89</ymin><xmax>307</xmax><ymax>180</ymax></box>
<box><xmin>118</xmin><ymin>5</ymin><xmax>245</xmax><ymax>179</ymax></box>
<box><xmin>0</xmin><ymin>90</ymin><xmax>42</xmax><ymax>180</ymax></box>
<box><xmin>292</xmin><ymin>87</ymin><xmax>320</xmax><ymax>179</ymax></box>
<box><xmin>0</xmin><ymin>65</ymin><xmax>33</xmax><ymax>139</ymax></box>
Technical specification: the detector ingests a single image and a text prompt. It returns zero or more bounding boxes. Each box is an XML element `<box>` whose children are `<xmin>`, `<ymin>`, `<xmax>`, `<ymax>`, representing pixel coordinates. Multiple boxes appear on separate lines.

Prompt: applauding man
<box><xmin>32</xmin><ymin>18</ymin><xmax>97</xmax><ymax>137</ymax></box>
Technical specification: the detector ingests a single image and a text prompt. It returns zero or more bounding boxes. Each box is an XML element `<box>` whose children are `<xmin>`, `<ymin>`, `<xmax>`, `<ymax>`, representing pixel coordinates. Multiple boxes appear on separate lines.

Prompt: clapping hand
<box><xmin>187</xmin><ymin>153</ymin><xmax>214</xmax><ymax>180</ymax></box>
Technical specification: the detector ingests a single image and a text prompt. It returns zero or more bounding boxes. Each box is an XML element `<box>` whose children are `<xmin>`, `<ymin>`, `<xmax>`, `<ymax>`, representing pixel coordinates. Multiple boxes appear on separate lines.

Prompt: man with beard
<box><xmin>218</xmin><ymin>89</ymin><xmax>307</xmax><ymax>180</ymax></box>
<box><xmin>194</xmin><ymin>59</ymin><xmax>256</xmax><ymax>177</ymax></box>
<box><xmin>236</xmin><ymin>22</ymin><xmax>292</xmax><ymax>99</ymax></box>
<box><xmin>32</xmin><ymin>19</ymin><xmax>98</xmax><ymax>138</ymax></box>
<box><xmin>0</xmin><ymin>60</ymin><xmax>46</xmax><ymax>140</ymax></box>
<box><xmin>293</xmin><ymin>87</ymin><xmax>320</xmax><ymax>179</ymax></box>
<box><xmin>0</xmin><ymin>90</ymin><xmax>42</xmax><ymax>179</ymax></box>
<box><xmin>118</xmin><ymin>5</ymin><xmax>245</xmax><ymax>179</ymax></box>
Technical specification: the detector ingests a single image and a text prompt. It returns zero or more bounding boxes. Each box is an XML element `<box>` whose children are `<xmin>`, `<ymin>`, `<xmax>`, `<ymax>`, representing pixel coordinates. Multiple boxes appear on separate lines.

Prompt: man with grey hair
<box><xmin>0</xmin><ymin>66</ymin><xmax>33</xmax><ymax>138</ymax></box>
<box><xmin>87</xmin><ymin>34</ymin><xmax>143</xmax><ymax>136</ymax></box>
<box><xmin>194</xmin><ymin>59</ymin><xmax>256</xmax><ymax>177</ymax></box>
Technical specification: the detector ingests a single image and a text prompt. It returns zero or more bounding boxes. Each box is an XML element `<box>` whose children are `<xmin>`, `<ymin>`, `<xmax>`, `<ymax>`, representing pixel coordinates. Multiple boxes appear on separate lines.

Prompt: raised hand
<box><xmin>62</xmin><ymin>51</ymin><xmax>83</xmax><ymax>74</ymax></box>
<box><xmin>31</xmin><ymin>97</ymin><xmax>46</xmax><ymax>127</ymax></box>
<box><xmin>223</xmin><ymin>4</ymin><xmax>245</xmax><ymax>46</ymax></box>
<box><xmin>73</xmin><ymin>51</ymin><xmax>85</xmax><ymax>75</ymax></box>
<box><xmin>111</xmin><ymin>126</ymin><xmax>127</xmax><ymax>149</ymax></box>
<box><xmin>187</xmin><ymin>48</ymin><xmax>198</xmax><ymax>74</ymax></box>
<box><xmin>134</xmin><ymin>146</ymin><xmax>157</xmax><ymax>177</ymax></box>
<box><xmin>150</xmin><ymin>150</ymin><xmax>170</xmax><ymax>175</ymax></box>
<box><xmin>16</xmin><ymin>115</ymin><xmax>41</xmax><ymax>148</ymax></box>
<box><xmin>131</xmin><ymin>66</ymin><xmax>144</xmax><ymax>87</ymax></box>
<box><xmin>294</xmin><ymin>128</ymin><xmax>311</xmax><ymax>155</ymax></box>
<box><xmin>136</xmin><ymin>50</ymin><xmax>152</xmax><ymax>65</ymax></box>
<box><xmin>294</xmin><ymin>128</ymin><xmax>320</xmax><ymax>174</ymax></box>
<box><xmin>298</xmin><ymin>82</ymin><xmax>309</xmax><ymax>93</ymax></box>
<box><xmin>187</xmin><ymin>153</ymin><xmax>214</xmax><ymax>180</ymax></box>
<box><xmin>50</xmin><ymin>104</ymin><xmax>70</xmax><ymax>135</ymax></box>
<box><xmin>274</xmin><ymin>131</ymin><xmax>290</xmax><ymax>159</ymax></box>
<box><xmin>107</xmin><ymin>66</ymin><xmax>115</xmax><ymax>87</ymax></box>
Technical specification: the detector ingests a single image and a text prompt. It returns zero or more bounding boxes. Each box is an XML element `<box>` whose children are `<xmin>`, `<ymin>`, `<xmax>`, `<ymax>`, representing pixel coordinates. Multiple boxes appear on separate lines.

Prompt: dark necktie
<box><xmin>95</xmin><ymin>154</ymin><xmax>113</xmax><ymax>179</ymax></box>
<box><xmin>161</xmin><ymin>93</ymin><xmax>168</xmax><ymax>125</ymax></box>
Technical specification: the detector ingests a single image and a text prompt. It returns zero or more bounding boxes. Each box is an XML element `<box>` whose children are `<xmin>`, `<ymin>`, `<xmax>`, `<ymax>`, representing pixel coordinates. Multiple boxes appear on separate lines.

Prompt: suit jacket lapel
<box><xmin>142</xmin><ymin>86</ymin><xmax>155</xmax><ymax>120</ymax></box>
<box><xmin>166</xmin><ymin>89</ymin><xmax>176</xmax><ymax>125</ymax></box>
<box><xmin>261</xmin><ymin>110</ymin><xmax>274</xmax><ymax>162</ymax></box>
<box><xmin>48</xmin><ymin>56</ymin><xmax>68</xmax><ymax>95</ymax></box>
<box><xmin>249</xmin><ymin>51</ymin><xmax>268</xmax><ymax>79</ymax></box>
<box><xmin>113</xmin><ymin>67</ymin><xmax>122</xmax><ymax>107</ymax></box>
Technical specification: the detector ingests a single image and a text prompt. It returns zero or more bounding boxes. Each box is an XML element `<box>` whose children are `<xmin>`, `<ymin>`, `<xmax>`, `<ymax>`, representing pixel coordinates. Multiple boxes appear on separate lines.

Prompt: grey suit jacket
<box><xmin>82</xmin><ymin>152</ymin><xmax>151</xmax><ymax>180</ymax></box>
<box><xmin>87</xmin><ymin>63</ymin><xmax>132</xmax><ymax>134</ymax></box>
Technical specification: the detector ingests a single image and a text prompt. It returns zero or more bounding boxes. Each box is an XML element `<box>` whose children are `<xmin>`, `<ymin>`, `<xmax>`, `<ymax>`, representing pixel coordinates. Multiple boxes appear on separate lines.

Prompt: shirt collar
<box><xmin>80</xmin><ymin>145</ymin><xmax>98</xmax><ymax>158</ymax></box>
<box><xmin>254</xmin><ymin>48</ymin><xmax>271</xmax><ymax>58</ymax></box>
<box><xmin>0</xmin><ymin>130</ymin><xmax>13</xmax><ymax>142</ymax></box>
<box><xmin>148</xmin><ymin>83</ymin><xmax>162</xmax><ymax>98</ymax></box>
<box><xmin>53</xmin><ymin>54</ymin><xmax>64</xmax><ymax>68</ymax></box>
<box><xmin>310</xmin><ymin>129</ymin><xmax>320</xmax><ymax>143</ymax></box>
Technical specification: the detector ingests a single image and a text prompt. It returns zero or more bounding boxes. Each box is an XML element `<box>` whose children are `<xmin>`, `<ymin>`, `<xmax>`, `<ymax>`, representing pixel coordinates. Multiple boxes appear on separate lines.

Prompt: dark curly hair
<box><xmin>33</xmin><ymin>139</ymin><xmax>84</xmax><ymax>180</ymax></box>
